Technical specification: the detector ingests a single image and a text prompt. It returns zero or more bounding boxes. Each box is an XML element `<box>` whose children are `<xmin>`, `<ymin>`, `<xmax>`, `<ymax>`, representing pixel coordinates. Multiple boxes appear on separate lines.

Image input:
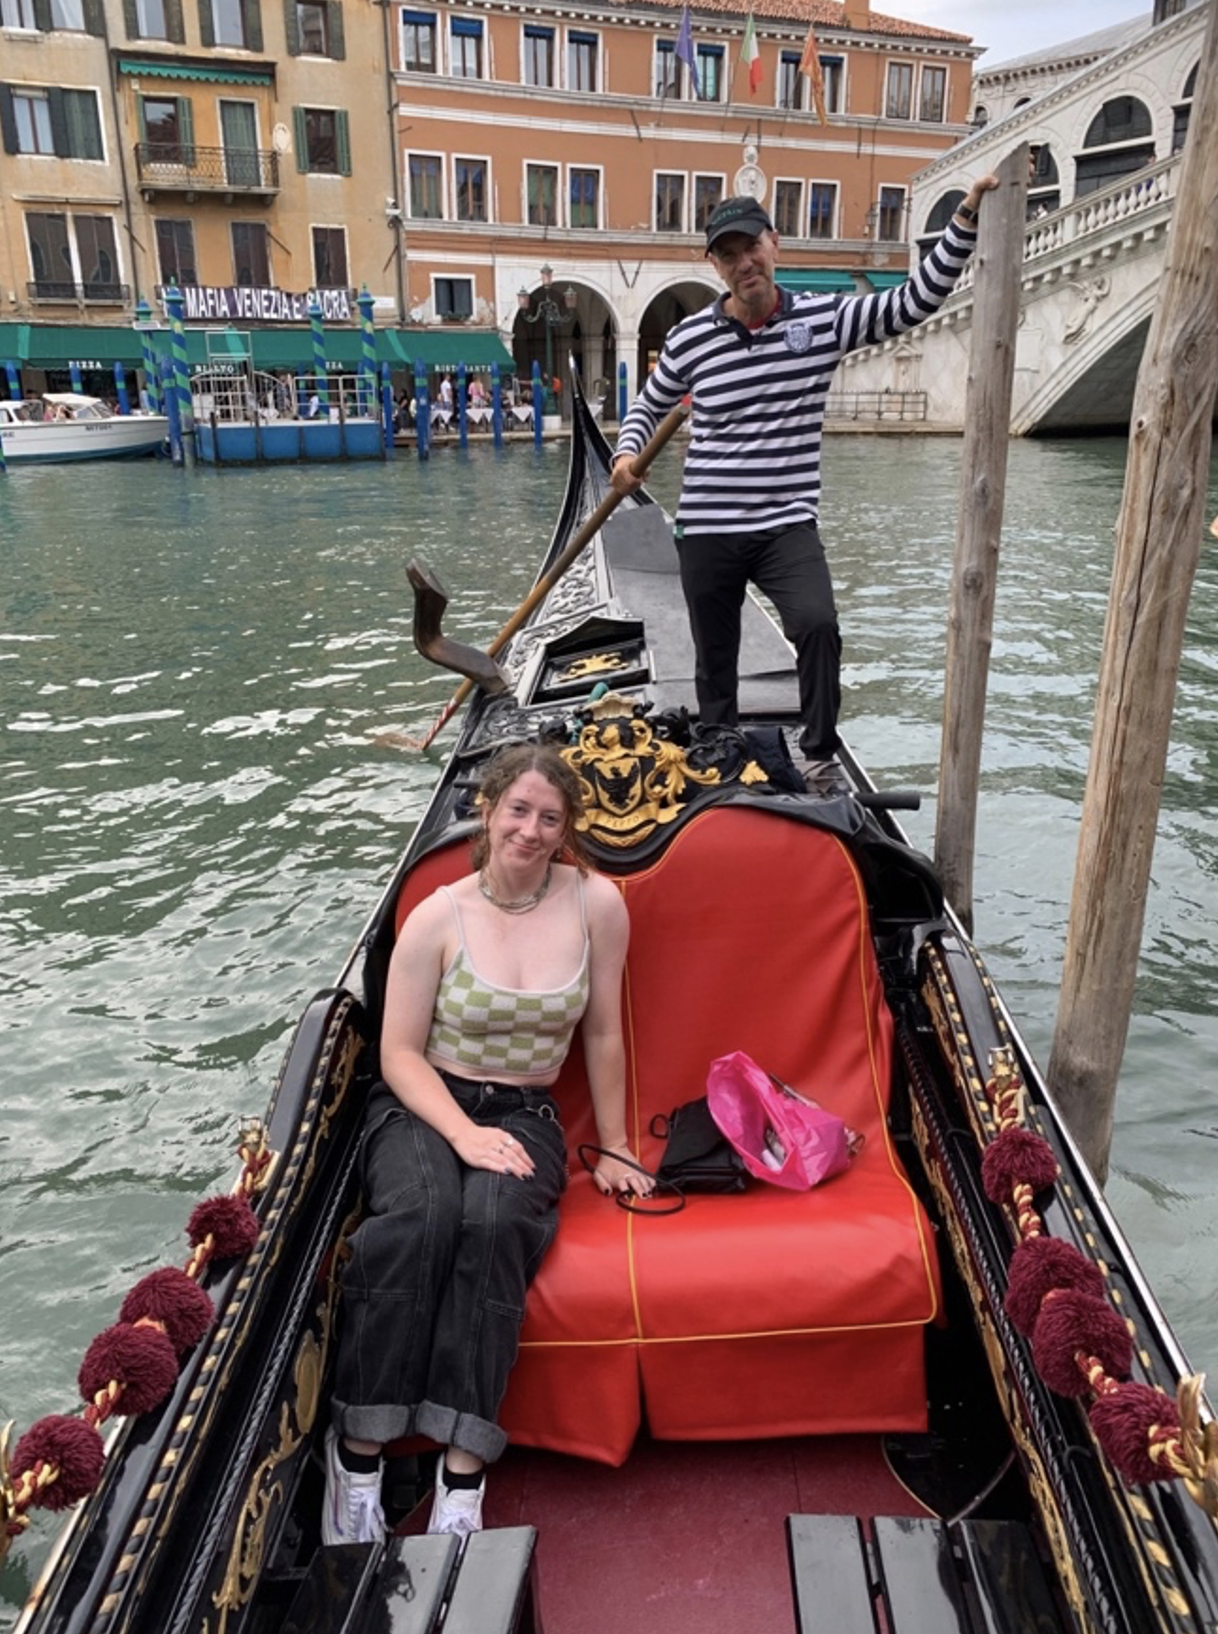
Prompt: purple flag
<box><xmin>676</xmin><ymin>4</ymin><xmax>699</xmax><ymax>96</ymax></box>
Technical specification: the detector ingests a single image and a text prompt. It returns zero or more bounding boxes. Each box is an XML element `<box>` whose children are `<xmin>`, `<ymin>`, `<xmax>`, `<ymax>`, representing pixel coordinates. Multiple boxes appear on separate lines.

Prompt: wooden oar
<box><xmin>402</xmin><ymin>400</ymin><xmax>690</xmax><ymax>751</ymax></box>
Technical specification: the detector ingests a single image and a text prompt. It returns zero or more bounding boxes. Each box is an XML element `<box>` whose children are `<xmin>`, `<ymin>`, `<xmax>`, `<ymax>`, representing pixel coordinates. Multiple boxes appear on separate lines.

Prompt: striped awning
<box><xmin>117</xmin><ymin>57</ymin><xmax>274</xmax><ymax>84</ymax></box>
<box><xmin>0</xmin><ymin>322</ymin><xmax>514</xmax><ymax>374</ymax></box>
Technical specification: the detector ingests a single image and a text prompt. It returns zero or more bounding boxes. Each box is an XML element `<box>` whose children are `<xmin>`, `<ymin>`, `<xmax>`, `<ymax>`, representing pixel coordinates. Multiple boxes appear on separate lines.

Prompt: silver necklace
<box><xmin>478</xmin><ymin>862</ymin><xmax>553</xmax><ymax>915</ymax></box>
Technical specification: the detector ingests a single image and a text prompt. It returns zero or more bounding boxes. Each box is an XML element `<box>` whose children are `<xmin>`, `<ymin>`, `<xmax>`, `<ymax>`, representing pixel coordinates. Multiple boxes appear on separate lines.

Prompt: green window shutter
<box><xmin>0</xmin><ymin>87</ymin><xmax>19</xmax><ymax>156</ymax></box>
<box><xmin>47</xmin><ymin>87</ymin><xmax>70</xmax><ymax>156</ymax></box>
<box><xmin>166</xmin><ymin>0</ymin><xmax>185</xmax><ymax>42</ymax></box>
<box><xmin>83</xmin><ymin>0</ymin><xmax>104</xmax><ymax>34</ymax></box>
<box><xmin>179</xmin><ymin>95</ymin><xmax>195</xmax><ymax>166</ymax></box>
<box><xmin>335</xmin><ymin>108</ymin><xmax>350</xmax><ymax>175</ymax></box>
<box><xmin>283</xmin><ymin>0</ymin><xmax>299</xmax><ymax>54</ymax></box>
<box><xmin>33</xmin><ymin>0</ymin><xmax>52</xmax><ymax>29</ymax></box>
<box><xmin>327</xmin><ymin>0</ymin><xmax>344</xmax><ymax>60</ymax></box>
<box><xmin>292</xmin><ymin>104</ymin><xmax>308</xmax><ymax>172</ymax></box>
<box><xmin>122</xmin><ymin>0</ymin><xmax>138</xmax><ymax>35</ymax></box>
<box><xmin>136</xmin><ymin>94</ymin><xmax>147</xmax><ymax>140</ymax></box>
<box><xmin>198</xmin><ymin>0</ymin><xmax>214</xmax><ymax>48</ymax></box>
<box><xmin>242</xmin><ymin>0</ymin><xmax>262</xmax><ymax>52</ymax></box>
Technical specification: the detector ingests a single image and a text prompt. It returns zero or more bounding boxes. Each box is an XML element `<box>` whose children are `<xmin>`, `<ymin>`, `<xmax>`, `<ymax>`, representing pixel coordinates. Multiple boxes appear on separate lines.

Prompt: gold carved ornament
<box><xmin>561</xmin><ymin>697</ymin><xmax>719</xmax><ymax>848</ymax></box>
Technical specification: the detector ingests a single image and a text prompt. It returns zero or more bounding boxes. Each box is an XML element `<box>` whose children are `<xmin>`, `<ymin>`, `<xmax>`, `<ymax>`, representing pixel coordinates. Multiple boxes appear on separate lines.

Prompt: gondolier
<box><xmin>611</xmin><ymin>179</ymin><xmax>997</xmax><ymax>793</ymax></box>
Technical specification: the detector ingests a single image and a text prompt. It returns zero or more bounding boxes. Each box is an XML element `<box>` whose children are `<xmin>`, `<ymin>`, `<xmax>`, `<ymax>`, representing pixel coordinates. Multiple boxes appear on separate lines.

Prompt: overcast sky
<box><xmin>893</xmin><ymin>0</ymin><xmax>1153</xmax><ymax>67</ymax></box>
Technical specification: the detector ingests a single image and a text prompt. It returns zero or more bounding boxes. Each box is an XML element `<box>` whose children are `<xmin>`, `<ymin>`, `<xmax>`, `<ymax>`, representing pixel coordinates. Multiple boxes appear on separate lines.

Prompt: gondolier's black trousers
<box><xmin>675</xmin><ymin>521</ymin><xmax>841</xmax><ymax>762</ymax></box>
<box><xmin>330</xmin><ymin>1078</ymin><xmax>567</xmax><ymax>1463</ymax></box>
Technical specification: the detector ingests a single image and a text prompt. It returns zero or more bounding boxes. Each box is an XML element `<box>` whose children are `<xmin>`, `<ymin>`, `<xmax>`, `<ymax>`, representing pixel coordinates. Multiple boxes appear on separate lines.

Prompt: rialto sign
<box><xmin>172</xmin><ymin>286</ymin><xmax>353</xmax><ymax>323</ymax></box>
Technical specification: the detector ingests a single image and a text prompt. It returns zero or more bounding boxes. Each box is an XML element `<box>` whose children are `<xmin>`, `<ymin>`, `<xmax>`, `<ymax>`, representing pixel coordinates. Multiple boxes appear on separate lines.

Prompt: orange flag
<box><xmin>799</xmin><ymin>18</ymin><xmax>828</xmax><ymax>126</ymax></box>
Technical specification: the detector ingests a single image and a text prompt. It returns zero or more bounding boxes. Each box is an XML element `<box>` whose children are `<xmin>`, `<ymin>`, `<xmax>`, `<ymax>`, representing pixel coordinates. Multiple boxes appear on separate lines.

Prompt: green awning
<box><xmin>117</xmin><ymin>57</ymin><xmax>274</xmax><ymax>84</ymax></box>
<box><xmin>0</xmin><ymin>322</ymin><xmax>513</xmax><ymax>375</ymax></box>
<box><xmin>377</xmin><ymin>331</ymin><xmax>515</xmax><ymax>371</ymax></box>
<box><xmin>776</xmin><ymin>270</ymin><xmax>858</xmax><ymax>293</ymax></box>
<box><xmin>864</xmin><ymin>272</ymin><xmax>908</xmax><ymax>289</ymax></box>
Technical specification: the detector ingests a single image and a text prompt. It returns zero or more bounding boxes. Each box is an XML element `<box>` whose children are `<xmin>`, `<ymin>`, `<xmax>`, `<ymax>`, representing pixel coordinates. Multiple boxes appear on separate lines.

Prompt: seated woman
<box><xmin>324</xmin><ymin>743</ymin><xmax>652</xmax><ymax>1544</ymax></box>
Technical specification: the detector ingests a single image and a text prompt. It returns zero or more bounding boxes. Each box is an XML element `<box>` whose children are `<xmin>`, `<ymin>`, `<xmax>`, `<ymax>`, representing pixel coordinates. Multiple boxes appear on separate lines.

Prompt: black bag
<box><xmin>578</xmin><ymin>1096</ymin><xmax>747</xmax><ymax>1214</ymax></box>
<box><xmin>651</xmin><ymin>1097</ymin><xmax>749</xmax><ymax>1195</ymax></box>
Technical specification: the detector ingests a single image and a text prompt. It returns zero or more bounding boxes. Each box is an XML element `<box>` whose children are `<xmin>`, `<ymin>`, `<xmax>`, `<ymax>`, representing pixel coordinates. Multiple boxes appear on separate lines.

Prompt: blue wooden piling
<box><xmin>618</xmin><ymin>362</ymin><xmax>628</xmax><ymax>424</ymax></box>
<box><xmin>456</xmin><ymin>361</ymin><xmax>468</xmax><ymax>448</ymax></box>
<box><xmin>380</xmin><ymin>362</ymin><xmax>394</xmax><ymax>456</ymax></box>
<box><xmin>490</xmin><ymin>363</ymin><xmax>503</xmax><ymax>448</ymax></box>
<box><xmin>0</xmin><ymin>424</ymin><xmax>6</xmax><ymax>475</ymax></box>
<box><xmin>114</xmin><ymin>360</ymin><xmax>131</xmax><ymax>415</ymax></box>
<box><xmin>414</xmin><ymin>359</ymin><xmax>430</xmax><ymax>460</ymax></box>
<box><xmin>160</xmin><ymin>358</ymin><xmax>184</xmax><ymax>466</ymax></box>
<box><xmin>5</xmin><ymin>361</ymin><xmax>21</xmax><ymax>400</ymax></box>
<box><xmin>532</xmin><ymin>360</ymin><xmax>543</xmax><ymax>450</ymax></box>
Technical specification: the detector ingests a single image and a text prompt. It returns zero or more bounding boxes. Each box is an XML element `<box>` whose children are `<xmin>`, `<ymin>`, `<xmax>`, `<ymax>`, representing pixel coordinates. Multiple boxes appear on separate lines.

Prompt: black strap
<box><xmin>576</xmin><ymin>1143</ymin><xmax>687</xmax><ymax>1215</ymax></box>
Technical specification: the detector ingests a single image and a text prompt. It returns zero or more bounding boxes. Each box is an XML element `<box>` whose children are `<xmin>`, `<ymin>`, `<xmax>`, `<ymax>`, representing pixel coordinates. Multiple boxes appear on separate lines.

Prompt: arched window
<box><xmin>1076</xmin><ymin>95</ymin><xmax>1154</xmax><ymax>196</ymax></box>
<box><xmin>970</xmin><ymin>103</ymin><xmax>988</xmax><ymax>129</ymax></box>
<box><xmin>1173</xmin><ymin>62</ymin><xmax>1196</xmax><ymax>153</ymax></box>
<box><xmin>915</xmin><ymin>190</ymin><xmax>963</xmax><ymax>255</ymax></box>
<box><xmin>1027</xmin><ymin>143</ymin><xmax>1060</xmax><ymax>218</ymax></box>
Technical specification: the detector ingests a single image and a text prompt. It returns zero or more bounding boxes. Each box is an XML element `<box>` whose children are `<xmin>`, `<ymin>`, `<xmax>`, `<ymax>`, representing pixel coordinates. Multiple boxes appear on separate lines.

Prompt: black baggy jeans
<box><xmin>675</xmin><ymin>521</ymin><xmax>842</xmax><ymax>761</ymax></box>
<box><xmin>330</xmin><ymin>1077</ymin><xmax>568</xmax><ymax>1463</ymax></box>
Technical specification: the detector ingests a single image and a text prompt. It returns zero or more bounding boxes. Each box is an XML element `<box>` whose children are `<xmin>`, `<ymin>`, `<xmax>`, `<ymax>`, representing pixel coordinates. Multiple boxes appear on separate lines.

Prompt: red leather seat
<box><xmin>394</xmin><ymin>807</ymin><xmax>940</xmax><ymax>1465</ymax></box>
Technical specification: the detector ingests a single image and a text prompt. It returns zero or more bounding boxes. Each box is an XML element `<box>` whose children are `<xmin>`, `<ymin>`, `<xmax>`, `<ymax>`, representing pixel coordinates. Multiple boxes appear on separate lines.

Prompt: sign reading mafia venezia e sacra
<box><xmin>175</xmin><ymin>286</ymin><xmax>353</xmax><ymax>324</ymax></box>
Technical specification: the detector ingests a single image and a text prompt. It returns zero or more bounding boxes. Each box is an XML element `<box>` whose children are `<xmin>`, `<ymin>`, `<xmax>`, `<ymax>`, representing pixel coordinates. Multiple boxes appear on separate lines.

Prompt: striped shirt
<box><xmin>616</xmin><ymin>220</ymin><xmax>978</xmax><ymax>535</ymax></box>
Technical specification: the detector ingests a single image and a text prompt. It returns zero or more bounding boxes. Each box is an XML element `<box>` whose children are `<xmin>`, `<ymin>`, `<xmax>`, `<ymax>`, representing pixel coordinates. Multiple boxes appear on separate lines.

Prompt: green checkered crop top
<box><xmin>426</xmin><ymin>879</ymin><xmax>591</xmax><ymax>1078</ymax></box>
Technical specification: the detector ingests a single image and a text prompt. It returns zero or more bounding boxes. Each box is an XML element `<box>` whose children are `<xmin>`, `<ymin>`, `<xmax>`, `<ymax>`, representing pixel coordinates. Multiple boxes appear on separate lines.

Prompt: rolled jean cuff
<box><xmin>416</xmin><ymin>1400</ymin><xmax>508</xmax><ymax>1464</ymax></box>
<box><xmin>330</xmin><ymin>1397</ymin><xmax>414</xmax><ymax>1447</ymax></box>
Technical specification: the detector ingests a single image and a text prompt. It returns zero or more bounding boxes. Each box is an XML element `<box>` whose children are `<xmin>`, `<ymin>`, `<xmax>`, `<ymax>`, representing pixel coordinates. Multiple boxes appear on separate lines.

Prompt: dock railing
<box><xmin>824</xmin><ymin>389</ymin><xmax>928</xmax><ymax>423</ymax></box>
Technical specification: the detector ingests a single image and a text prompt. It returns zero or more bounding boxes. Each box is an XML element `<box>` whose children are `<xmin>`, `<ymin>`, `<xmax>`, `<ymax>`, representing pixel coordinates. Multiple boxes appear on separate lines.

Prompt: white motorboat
<box><xmin>0</xmin><ymin>393</ymin><xmax>168</xmax><ymax>464</ymax></box>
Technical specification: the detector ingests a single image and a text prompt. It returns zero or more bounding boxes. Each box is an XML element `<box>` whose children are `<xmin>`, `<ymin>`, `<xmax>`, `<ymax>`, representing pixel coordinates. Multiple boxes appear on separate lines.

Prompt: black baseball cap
<box><xmin>705</xmin><ymin>196</ymin><xmax>774</xmax><ymax>253</ymax></box>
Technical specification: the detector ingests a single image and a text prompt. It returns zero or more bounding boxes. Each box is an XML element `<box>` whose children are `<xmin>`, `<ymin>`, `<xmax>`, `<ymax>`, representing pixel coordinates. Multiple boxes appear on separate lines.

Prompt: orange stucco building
<box><xmin>386</xmin><ymin>0</ymin><xmax>981</xmax><ymax>400</ymax></box>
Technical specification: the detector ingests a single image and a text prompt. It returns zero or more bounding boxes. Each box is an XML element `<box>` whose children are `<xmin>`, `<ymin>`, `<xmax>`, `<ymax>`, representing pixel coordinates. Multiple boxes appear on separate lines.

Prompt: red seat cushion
<box><xmin>392</xmin><ymin>808</ymin><xmax>940</xmax><ymax>1465</ymax></box>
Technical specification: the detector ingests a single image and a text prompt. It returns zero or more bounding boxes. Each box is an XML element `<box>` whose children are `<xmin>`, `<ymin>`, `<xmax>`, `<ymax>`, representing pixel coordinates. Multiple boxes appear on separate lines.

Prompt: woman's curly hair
<box><xmin>471</xmin><ymin>743</ymin><xmax>591</xmax><ymax>873</ymax></box>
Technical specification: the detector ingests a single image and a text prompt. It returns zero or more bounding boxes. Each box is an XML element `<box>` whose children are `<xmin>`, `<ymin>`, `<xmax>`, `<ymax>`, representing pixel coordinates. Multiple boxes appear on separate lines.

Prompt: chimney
<box><xmin>842</xmin><ymin>0</ymin><xmax>871</xmax><ymax>27</ymax></box>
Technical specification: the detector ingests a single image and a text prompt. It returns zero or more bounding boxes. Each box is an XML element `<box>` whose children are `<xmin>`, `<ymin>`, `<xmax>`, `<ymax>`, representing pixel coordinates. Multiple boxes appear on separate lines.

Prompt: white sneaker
<box><xmin>321</xmin><ymin>1426</ymin><xmax>385</xmax><ymax>1546</ymax></box>
<box><xmin>427</xmin><ymin>1452</ymin><xmax>485</xmax><ymax>1537</ymax></box>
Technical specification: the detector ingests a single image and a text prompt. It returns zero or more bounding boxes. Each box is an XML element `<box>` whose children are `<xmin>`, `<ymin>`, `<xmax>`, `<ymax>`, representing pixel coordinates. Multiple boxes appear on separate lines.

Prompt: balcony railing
<box><xmin>134</xmin><ymin>143</ymin><xmax>280</xmax><ymax>195</ymax></box>
<box><xmin>28</xmin><ymin>281</ymin><xmax>132</xmax><ymax>305</ymax></box>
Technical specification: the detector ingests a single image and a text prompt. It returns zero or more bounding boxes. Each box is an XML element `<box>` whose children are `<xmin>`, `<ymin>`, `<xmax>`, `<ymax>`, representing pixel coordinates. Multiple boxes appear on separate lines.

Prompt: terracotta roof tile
<box><xmin>638</xmin><ymin>0</ymin><xmax>973</xmax><ymax>42</ymax></box>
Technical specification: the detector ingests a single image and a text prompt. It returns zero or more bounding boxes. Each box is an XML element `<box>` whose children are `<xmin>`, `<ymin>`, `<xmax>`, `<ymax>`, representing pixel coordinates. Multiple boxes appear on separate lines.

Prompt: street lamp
<box><xmin>517</xmin><ymin>265</ymin><xmax>576</xmax><ymax>416</ymax></box>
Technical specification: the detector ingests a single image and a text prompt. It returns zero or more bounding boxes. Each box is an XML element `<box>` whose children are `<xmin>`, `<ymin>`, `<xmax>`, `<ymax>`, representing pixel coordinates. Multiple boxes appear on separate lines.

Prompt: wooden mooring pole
<box><xmin>934</xmin><ymin>145</ymin><xmax>1029</xmax><ymax>933</ymax></box>
<box><xmin>1048</xmin><ymin>0</ymin><xmax>1218</xmax><ymax>1184</ymax></box>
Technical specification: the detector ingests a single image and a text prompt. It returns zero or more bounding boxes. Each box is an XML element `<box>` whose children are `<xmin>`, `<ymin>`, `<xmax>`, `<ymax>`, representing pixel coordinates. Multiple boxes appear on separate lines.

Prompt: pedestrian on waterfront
<box><xmin>323</xmin><ymin>743</ymin><xmax>651</xmax><ymax>1547</ymax></box>
<box><xmin>610</xmin><ymin>180</ymin><xmax>998</xmax><ymax>794</ymax></box>
<box><xmin>468</xmin><ymin>376</ymin><xmax>487</xmax><ymax>407</ymax></box>
<box><xmin>439</xmin><ymin>373</ymin><xmax>454</xmax><ymax>413</ymax></box>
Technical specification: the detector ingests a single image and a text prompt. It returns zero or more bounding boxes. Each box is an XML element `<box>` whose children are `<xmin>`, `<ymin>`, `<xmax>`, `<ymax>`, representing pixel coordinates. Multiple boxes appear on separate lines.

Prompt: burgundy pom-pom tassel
<box><xmin>1005</xmin><ymin>1236</ymin><xmax>1106</xmax><ymax>1337</ymax></box>
<box><xmin>1031</xmin><ymin>1289</ymin><xmax>1133</xmax><ymax>1398</ymax></box>
<box><xmin>186</xmin><ymin>1194</ymin><xmax>261</xmax><ymax>1260</ymax></box>
<box><xmin>78</xmin><ymin>1321</ymin><xmax>180</xmax><ymax>1417</ymax></box>
<box><xmin>11</xmin><ymin>1415</ymin><xmax>106</xmax><ymax>1511</ymax></box>
<box><xmin>981</xmin><ymin>1126</ymin><xmax>1059</xmax><ymax>1204</ymax></box>
<box><xmin>120</xmin><ymin>1267</ymin><xmax>214</xmax><ymax>1353</ymax></box>
<box><xmin>1090</xmin><ymin>1382</ymin><xmax>1182</xmax><ymax>1486</ymax></box>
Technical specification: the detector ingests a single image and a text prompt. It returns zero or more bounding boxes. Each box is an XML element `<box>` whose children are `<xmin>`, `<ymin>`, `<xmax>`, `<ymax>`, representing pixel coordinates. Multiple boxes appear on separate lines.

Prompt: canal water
<box><xmin>2</xmin><ymin>435</ymin><xmax>1216</xmax><ymax>1617</ymax></box>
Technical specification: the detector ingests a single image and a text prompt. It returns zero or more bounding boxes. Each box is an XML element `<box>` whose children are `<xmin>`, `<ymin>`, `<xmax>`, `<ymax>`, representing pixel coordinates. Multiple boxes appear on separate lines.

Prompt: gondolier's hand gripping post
<box><xmin>407</xmin><ymin>400</ymin><xmax>690</xmax><ymax>751</ymax></box>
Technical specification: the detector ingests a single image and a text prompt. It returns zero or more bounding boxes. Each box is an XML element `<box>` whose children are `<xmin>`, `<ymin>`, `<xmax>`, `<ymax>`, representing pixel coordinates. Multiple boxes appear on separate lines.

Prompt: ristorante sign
<box><xmin>171</xmin><ymin>285</ymin><xmax>354</xmax><ymax>324</ymax></box>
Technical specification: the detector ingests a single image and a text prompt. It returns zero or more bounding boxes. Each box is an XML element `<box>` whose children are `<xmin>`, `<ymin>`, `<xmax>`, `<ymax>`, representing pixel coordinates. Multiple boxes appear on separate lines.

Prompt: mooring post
<box><xmin>1048</xmin><ymin>0</ymin><xmax>1218</xmax><ymax>1183</ymax></box>
<box><xmin>490</xmin><ymin>362</ymin><xmax>503</xmax><ymax>448</ymax></box>
<box><xmin>415</xmin><ymin>359</ymin><xmax>429</xmax><ymax>461</ymax></box>
<box><xmin>933</xmin><ymin>145</ymin><xmax>1029</xmax><ymax>934</ymax></box>
<box><xmin>532</xmin><ymin>360</ymin><xmax>543</xmax><ymax>450</ymax></box>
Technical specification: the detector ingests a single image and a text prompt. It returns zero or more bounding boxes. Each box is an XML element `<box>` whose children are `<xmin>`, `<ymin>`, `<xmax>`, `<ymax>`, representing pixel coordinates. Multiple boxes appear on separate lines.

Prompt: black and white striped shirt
<box><xmin>616</xmin><ymin>221</ymin><xmax>977</xmax><ymax>535</ymax></box>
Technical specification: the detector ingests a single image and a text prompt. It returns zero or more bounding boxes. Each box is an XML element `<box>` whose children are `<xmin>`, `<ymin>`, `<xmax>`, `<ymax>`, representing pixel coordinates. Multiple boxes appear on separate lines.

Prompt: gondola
<box><xmin>5</xmin><ymin>375</ymin><xmax>1216</xmax><ymax>1634</ymax></box>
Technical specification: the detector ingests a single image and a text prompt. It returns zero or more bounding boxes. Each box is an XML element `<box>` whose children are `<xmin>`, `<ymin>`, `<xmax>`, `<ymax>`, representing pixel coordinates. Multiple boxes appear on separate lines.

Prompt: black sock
<box><xmin>442</xmin><ymin>1457</ymin><xmax>484</xmax><ymax>1490</ymax></box>
<box><xmin>337</xmin><ymin>1442</ymin><xmax>381</xmax><ymax>1475</ymax></box>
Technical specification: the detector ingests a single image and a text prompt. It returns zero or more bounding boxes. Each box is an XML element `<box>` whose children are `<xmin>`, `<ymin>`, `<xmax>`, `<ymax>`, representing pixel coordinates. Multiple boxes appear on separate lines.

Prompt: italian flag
<box><xmin>740</xmin><ymin>11</ymin><xmax>762</xmax><ymax>94</ymax></box>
